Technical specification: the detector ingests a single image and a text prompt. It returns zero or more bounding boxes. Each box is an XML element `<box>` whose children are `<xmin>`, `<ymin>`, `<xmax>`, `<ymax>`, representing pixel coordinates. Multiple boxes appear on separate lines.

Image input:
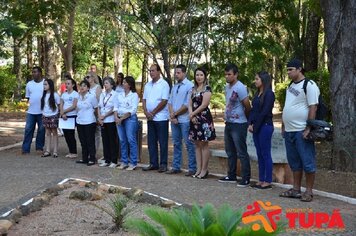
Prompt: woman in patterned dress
<box><xmin>188</xmin><ymin>67</ymin><xmax>216</xmax><ymax>179</ymax></box>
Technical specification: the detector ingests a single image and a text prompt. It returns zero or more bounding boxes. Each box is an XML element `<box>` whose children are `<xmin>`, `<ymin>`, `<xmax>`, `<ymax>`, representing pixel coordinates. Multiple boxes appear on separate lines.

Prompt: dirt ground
<box><xmin>0</xmin><ymin>111</ymin><xmax>355</xmax><ymax>198</ymax></box>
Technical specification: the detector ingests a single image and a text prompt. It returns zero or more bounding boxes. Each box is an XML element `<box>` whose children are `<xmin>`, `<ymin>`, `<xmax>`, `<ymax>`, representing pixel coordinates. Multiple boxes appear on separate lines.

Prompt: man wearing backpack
<box><xmin>280</xmin><ymin>59</ymin><xmax>320</xmax><ymax>202</ymax></box>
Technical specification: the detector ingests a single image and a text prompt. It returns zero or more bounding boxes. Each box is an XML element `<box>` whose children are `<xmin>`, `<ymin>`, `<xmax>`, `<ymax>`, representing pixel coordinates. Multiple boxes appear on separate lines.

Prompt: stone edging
<box><xmin>0</xmin><ymin>177</ymin><xmax>181</xmax><ymax>236</ymax></box>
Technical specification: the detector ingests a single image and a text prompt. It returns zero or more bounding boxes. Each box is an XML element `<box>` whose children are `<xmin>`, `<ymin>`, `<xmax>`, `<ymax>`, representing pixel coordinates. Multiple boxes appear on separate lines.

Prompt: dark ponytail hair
<box><xmin>255</xmin><ymin>71</ymin><xmax>272</xmax><ymax>107</ymax></box>
<box><xmin>41</xmin><ymin>79</ymin><xmax>57</xmax><ymax>112</ymax></box>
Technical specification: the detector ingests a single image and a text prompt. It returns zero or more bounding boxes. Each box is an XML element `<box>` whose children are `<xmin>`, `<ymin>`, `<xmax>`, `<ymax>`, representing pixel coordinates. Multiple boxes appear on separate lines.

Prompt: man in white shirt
<box><xmin>142</xmin><ymin>64</ymin><xmax>170</xmax><ymax>172</ymax></box>
<box><xmin>280</xmin><ymin>59</ymin><xmax>320</xmax><ymax>202</ymax></box>
<box><xmin>22</xmin><ymin>66</ymin><xmax>45</xmax><ymax>154</ymax></box>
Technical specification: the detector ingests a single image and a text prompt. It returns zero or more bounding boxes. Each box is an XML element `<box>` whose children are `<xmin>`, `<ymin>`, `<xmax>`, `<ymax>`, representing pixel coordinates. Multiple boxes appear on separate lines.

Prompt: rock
<box><xmin>69</xmin><ymin>190</ymin><xmax>92</xmax><ymax>201</ymax></box>
<box><xmin>161</xmin><ymin>200</ymin><xmax>176</xmax><ymax>208</ymax></box>
<box><xmin>90</xmin><ymin>192</ymin><xmax>103</xmax><ymax>201</ymax></box>
<box><xmin>57</xmin><ymin>183</ymin><xmax>72</xmax><ymax>189</ymax></box>
<box><xmin>7</xmin><ymin>209</ymin><xmax>22</xmax><ymax>223</ymax></box>
<box><xmin>124</xmin><ymin>188</ymin><xmax>144</xmax><ymax>199</ymax></box>
<box><xmin>98</xmin><ymin>184</ymin><xmax>110</xmax><ymax>192</ymax></box>
<box><xmin>0</xmin><ymin>220</ymin><xmax>12</xmax><ymax>231</ymax></box>
<box><xmin>135</xmin><ymin>193</ymin><xmax>161</xmax><ymax>205</ymax></box>
<box><xmin>18</xmin><ymin>205</ymin><xmax>30</xmax><ymax>216</ymax></box>
<box><xmin>0</xmin><ymin>226</ymin><xmax>7</xmax><ymax>236</ymax></box>
<box><xmin>29</xmin><ymin>198</ymin><xmax>45</xmax><ymax>212</ymax></box>
<box><xmin>108</xmin><ymin>186</ymin><xmax>128</xmax><ymax>194</ymax></box>
<box><xmin>43</xmin><ymin>186</ymin><xmax>61</xmax><ymax>196</ymax></box>
<box><xmin>85</xmin><ymin>181</ymin><xmax>98</xmax><ymax>189</ymax></box>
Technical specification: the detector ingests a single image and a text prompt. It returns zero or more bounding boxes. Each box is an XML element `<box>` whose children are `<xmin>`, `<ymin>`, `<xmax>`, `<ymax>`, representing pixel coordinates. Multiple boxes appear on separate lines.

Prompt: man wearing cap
<box><xmin>280</xmin><ymin>59</ymin><xmax>320</xmax><ymax>202</ymax></box>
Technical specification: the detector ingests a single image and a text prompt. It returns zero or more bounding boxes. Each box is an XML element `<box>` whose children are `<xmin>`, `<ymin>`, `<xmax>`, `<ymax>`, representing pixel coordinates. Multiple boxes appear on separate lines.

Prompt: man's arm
<box><xmin>242</xmin><ymin>97</ymin><xmax>251</xmax><ymax>119</ymax></box>
<box><xmin>303</xmin><ymin>105</ymin><xmax>317</xmax><ymax>139</ymax></box>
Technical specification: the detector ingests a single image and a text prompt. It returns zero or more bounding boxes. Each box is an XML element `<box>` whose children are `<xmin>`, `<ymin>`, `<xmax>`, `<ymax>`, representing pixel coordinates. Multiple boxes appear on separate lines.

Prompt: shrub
<box><xmin>0</xmin><ymin>66</ymin><xmax>16</xmax><ymax>105</ymax></box>
<box><xmin>124</xmin><ymin>203</ymin><xmax>284</xmax><ymax>236</ymax></box>
<box><xmin>274</xmin><ymin>81</ymin><xmax>289</xmax><ymax>110</ymax></box>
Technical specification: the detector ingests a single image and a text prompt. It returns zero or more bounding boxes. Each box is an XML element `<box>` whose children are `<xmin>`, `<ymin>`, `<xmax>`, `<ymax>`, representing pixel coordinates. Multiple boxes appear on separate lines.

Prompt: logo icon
<box><xmin>242</xmin><ymin>201</ymin><xmax>282</xmax><ymax>233</ymax></box>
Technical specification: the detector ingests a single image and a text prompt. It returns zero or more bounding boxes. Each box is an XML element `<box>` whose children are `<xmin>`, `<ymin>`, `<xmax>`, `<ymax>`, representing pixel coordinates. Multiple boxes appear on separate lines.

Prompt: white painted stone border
<box><xmin>1</xmin><ymin>177</ymin><xmax>182</xmax><ymax>218</ymax></box>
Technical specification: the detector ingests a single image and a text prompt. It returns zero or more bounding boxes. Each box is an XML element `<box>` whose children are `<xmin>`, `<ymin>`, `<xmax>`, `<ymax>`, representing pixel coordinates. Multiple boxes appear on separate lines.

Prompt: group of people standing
<box><xmin>22</xmin><ymin>59</ymin><xmax>319</xmax><ymax>202</ymax></box>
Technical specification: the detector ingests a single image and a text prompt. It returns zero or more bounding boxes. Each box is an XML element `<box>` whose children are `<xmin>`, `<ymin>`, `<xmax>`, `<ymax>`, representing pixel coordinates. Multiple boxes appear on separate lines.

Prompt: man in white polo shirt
<box><xmin>142</xmin><ymin>64</ymin><xmax>170</xmax><ymax>172</ymax></box>
<box><xmin>22</xmin><ymin>66</ymin><xmax>45</xmax><ymax>154</ymax></box>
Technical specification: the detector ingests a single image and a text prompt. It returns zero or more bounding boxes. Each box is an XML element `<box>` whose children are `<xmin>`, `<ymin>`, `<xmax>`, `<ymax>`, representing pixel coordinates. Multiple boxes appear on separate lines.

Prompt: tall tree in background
<box><xmin>320</xmin><ymin>0</ymin><xmax>356</xmax><ymax>172</ymax></box>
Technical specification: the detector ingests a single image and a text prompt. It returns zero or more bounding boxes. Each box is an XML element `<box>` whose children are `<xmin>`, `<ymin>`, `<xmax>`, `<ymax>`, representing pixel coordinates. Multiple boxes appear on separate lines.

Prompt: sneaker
<box><xmin>126</xmin><ymin>165</ymin><xmax>136</xmax><ymax>171</ymax></box>
<box><xmin>117</xmin><ymin>164</ymin><xmax>129</xmax><ymax>170</ymax></box>
<box><xmin>99</xmin><ymin>162</ymin><xmax>109</xmax><ymax>167</ymax></box>
<box><xmin>65</xmin><ymin>153</ymin><xmax>71</xmax><ymax>158</ymax></box>
<box><xmin>237</xmin><ymin>180</ymin><xmax>250</xmax><ymax>187</ymax></box>
<box><xmin>98</xmin><ymin>158</ymin><xmax>105</xmax><ymax>164</ymax></box>
<box><xmin>218</xmin><ymin>176</ymin><xmax>237</xmax><ymax>183</ymax></box>
<box><xmin>109</xmin><ymin>163</ymin><xmax>118</xmax><ymax>168</ymax></box>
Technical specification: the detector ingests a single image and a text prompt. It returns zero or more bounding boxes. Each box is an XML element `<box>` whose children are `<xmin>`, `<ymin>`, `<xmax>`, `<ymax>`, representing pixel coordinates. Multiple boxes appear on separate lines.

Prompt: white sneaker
<box><xmin>99</xmin><ymin>162</ymin><xmax>109</xmax><ymax>167</ymax></box>
<box><xmin>70</xmin><ymin>153</ymin><xmax>77</xmax><ymax>158</ymax></box>
<box><xmin>65</xmin><ymin>154</ymin><xmax>71</xmax><ymax>158</ymax></box>
<box><xmin>98</xmin><ymin>158</ymin><xmax>105</xmax><ymax>164</ymax></box>
<box><xmin>126</xmin><ymin>165</ymin><xmax>136</xmax><ymax>171</ymax></box>
<box><xmin>109</xmin><ymin>163</ymin><xmax>117</xmax><ymax>168</ymax></box>
<box><xmin>117</xmin><ymin>164</ymin><xmax>129</xmax><ymax>170</ymax></box>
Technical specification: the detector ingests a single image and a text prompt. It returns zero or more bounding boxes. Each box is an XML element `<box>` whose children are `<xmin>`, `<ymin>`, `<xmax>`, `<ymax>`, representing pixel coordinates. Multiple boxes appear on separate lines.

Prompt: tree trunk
<box><xmin>102</xmin><ymin>43</ymin><xmax>107</xmax><ymax>78</ymax></box>
<box><xmin>320</xmin><ymin>0</ymin><xmax>356</xmax><ymax>172</ymax></box>
<box><xmin>113</xmin><ymin>45</ymin><xmax>123</xmax><ymax>78</ymax></box>
<box><xmin>37</xmin><ymin>36</ymin><xmax>46</xmax><ymax>70</ymax></box>
<box><xmin>12</xmin><ymin>37</ymin><xmax>22</xmax><ymax>100</ymax></box>
<box><xmin>140</xmin><ymin>51</ymin><xmax>148</xmax><ymax>100</ymax></box>
<box><xmin>303</xmin><ymin>9</ymin><xmax>321</xmax><ymax>72</ymax></box>
<box><xmin>161</xmin><ymin>48</ymin><xmax>172</xmax><ymax>89</ymax></box>
<box><xmin>26</xmin><ymin>34</ymin><xmax>33</xmax><ymax>75</ymax></box>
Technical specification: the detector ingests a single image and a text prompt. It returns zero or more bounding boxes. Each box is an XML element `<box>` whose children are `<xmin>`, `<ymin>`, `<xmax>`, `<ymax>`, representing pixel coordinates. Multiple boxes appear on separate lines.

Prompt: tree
<box><xmin>320</xmin><ymin>0</ymin><xmax>356</xmax><ymax>172</ymax></box>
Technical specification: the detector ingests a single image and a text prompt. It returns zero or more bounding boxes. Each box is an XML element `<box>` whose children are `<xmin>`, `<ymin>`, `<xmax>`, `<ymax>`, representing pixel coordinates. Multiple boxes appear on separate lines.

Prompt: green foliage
<box><xmin>124</xmin><ymin>203</ymin><xmax>283</xmax><ymax>236</ymax></box>
<box><xmin>88</xmin><ymin>194</ymin><xmax>129</xmax><ymax>229</ymax></box>
<box><xmin>0</xmin><ymin>66</ymin><xmax>16</xmax><ymax>105</ymax></box>
<box><xmin>274</xmin><ymin>80</ymin><xmax>290</xmax><ymax>110</ymax></box>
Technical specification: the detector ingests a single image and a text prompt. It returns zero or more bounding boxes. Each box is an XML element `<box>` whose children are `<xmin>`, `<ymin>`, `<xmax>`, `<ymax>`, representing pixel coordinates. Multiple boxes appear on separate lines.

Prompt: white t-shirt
<box><xmin>76</xmin><ymin>93</ymin><xmax>98</xmax><ymax>125</ymax></box>
<box><xmin>114</xmin><ymin>91</ymin><xmax>139</xmax><ymax>117</ymax></box>
<box><xmin>61</xmin><ymin>90</ymin><xmax>79</xmax><ymax>116</ymax></box>
<box><xmin>225</xmin><ymin>81</ymin><xmax>249</xmax><ymax>123</ymax></box>
<box><xmin>98</xmin><ymin>90</ymin><xmax>117</xmax><ymax>123</ymax></box>
<box><xmin>115</xmin><ymin>86</ymin><xmax>124</xmax><ymax>95</ymax></box>
<box><xmin>143</xmin><ymin>78</ymin><xmax>170</xmax><ymax>121</ymax></box>
<box><xmin>282</xmin><ymin>79</ymin><xmax>320</xmax><ymax>132</ymax></box>
<box><xmin>89</xmin><ymin>84</ymin><xmax>101</xmax><ymax>101</ymax></box>
<box><xmin>25</xmin><ymin>79</ymin><xmax>45</xmax><ymax>114</ymax></box>
<box><xmin>42</xmin><ymin>92</ymin><xmax>60</xmax><ymax>117</ymax></box>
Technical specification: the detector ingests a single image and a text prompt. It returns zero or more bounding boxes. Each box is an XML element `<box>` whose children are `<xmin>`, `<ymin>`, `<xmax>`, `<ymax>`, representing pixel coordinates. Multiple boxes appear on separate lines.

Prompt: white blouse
<box><xmin>98</xmin><ymin>90</ymin><xmax>117</xmax><ymax>123</ymax></box>
<box><xmin>76</xmin><ymin>93</ymin><xmax>98</xmax><ymax>125</ymax></box>
<box><xmin>114</xmin><ymin>91</ymin><xmax>139</xmax><ymax>117</ymax></box>
<box><xmin>42</xmin><ymin>92</ymin><xmax>60</xmax><ymax>117</ymax></box>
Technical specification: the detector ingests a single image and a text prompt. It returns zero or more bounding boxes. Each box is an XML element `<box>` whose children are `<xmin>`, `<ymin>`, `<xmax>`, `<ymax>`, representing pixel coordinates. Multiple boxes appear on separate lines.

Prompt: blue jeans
<box><xmin>171</xmin><ymin>122</ymin><xmax>196</xmax><ymax>171</ymax></box>
<box><xmin>253</xmin><ymin>124</ymin><xmax>274</xmax><ymax>183</ymax></box>
<box><xmin>284</xmin><ymin>131</ymin><xmax>316</xmax><ymax>173</ymax></box>
<box><xmin>22</xmin><ymin>113</ymin><xmax>45</xmax><ymax>153</ymax></box>
<box><xmin>147</xmin><ymin>120</ymin><xmax>168</xmax><ymax>168</ymax></box>
<box><xmin>117</xmin><ymin>115</ymin><xmax>138</xmax><ymax>166</ymax></box>
<box><xmin>224</xmin><ymin>122</ymin><xmax>250</xmax><ymax>181</ymax></box>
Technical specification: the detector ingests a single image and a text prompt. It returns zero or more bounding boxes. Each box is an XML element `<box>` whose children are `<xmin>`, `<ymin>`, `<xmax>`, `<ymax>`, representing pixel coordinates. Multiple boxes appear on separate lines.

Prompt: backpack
<box><xmin>288</xmin><ymin>78</ymin><xmax>328</xmax><ymax>120</ymax></box>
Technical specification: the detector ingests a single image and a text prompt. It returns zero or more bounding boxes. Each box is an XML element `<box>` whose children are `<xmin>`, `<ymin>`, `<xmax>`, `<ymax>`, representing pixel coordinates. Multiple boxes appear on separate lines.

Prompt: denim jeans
<box><xmin>253</xmin><ymin>124</ymin><xmax>274</xmax><ymax>183</ymax></box>
<box><xmin>224</xmin><ymin>122</ymin><xmax>250</xmax><ymax>181</ymax></box>
<box><xmin>22</xmin><ymin>113</ymin><xmax>45</xmax><ymax>153</ymax></box>
<box><xmin>284</xmin><ymin>131</ymin><xmax>316</xmax><ymax>173</ymax></box>
<box><xmin>147</xmin><ymin>120</ymin><xmax>169</xmax><ymax>168</ymax></box>
<box><xmin>171</xmin><ymin>122</ymin><xmax>196</xmax><ymax>171</ymax></box>
<box><xmin>117</xmin><ymin>115</ymin><xmax>138</xmax><ymax>166</ymax></box>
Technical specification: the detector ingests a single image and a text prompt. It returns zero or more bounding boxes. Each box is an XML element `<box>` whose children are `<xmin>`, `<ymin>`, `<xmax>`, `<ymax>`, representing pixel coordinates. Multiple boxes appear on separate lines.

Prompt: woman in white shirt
<box><xmin>41</xmin><ymin>79</ymin><xmax>60</xmax><ymax>158</ymax></box>
<box><xmin>86</xmin><ymin>72</ymin><xmax>102</xmax><ymax>161</ymax></box>
<box><xmin>75</xmin><ymin>79</ymin><xmax>98</xmax><ymax>166</ymax></box>
<box><xmin>114</xmin><ymin>76</ymin><xmax>139</xmax><ymax>170</ymax></box>
<box><xmin>98</xmin><ymin>77</ymin><xmax>119</xmax><ymax>168</ymax></box>
<box><xmin>60</xmin><ymin>76</ymin><xmax>79</xmax><ymax>159</ymax></box>
<box><xmin>115</xmin><ymin>72</ymin><xmax>125</xmax><ymax>94</ymax></box>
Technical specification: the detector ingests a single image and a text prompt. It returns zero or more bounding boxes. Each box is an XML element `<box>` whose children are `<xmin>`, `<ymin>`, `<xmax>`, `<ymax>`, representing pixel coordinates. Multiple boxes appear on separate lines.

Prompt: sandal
<box><xmin>41</xmin><ymin>151</ymin><xmax>51</xmax><ymax>158</ymax></box>
<box><xmin>279</xmin><ymin>188</ymin><xmax>302</xmax><ymax>198</ymax></box>
<box><xmin>53</xmin><ymin>153</ymin><xmax>58</xmax><ymax>158</ymax></box>
<box><xmin>301</xmin><ymin>192</ymin><xmax>313</xmax><ymax>202</ymax></box>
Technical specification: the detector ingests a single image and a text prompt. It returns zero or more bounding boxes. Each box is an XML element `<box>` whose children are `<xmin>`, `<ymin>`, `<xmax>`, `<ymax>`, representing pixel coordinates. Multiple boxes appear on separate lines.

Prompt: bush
<box><xmin>124</xmin><ymin>203</ymin><xmax>284</xmax><ymax>236</ymax></box>
<box><xmin>274</xmin><ymin>81</ymin><xmax>289</xmax><ymax>110</ymax></box>
<box><xmin>0</xmin><ymin>66</ymin><xmax>16</xmax><ymax>105</ymax></box>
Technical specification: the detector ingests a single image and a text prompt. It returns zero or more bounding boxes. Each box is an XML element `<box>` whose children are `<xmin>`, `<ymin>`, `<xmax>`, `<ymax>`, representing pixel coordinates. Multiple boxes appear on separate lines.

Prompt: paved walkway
<box><xmin>0</xmin><ymin>121</ymin><xmax>355</xmax><ymax>235</ymax></box>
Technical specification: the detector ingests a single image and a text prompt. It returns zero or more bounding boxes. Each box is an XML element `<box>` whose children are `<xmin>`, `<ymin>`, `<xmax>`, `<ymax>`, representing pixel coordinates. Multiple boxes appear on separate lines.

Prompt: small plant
<box><xmin>124</xmin><ymin>203</ymin><xmax>284</xmax><ymax>236</ymax></box>
<box><xmin>88</xmin><ymin>193</ymin><xmax>129</xmax><ymax>229</ymax></box>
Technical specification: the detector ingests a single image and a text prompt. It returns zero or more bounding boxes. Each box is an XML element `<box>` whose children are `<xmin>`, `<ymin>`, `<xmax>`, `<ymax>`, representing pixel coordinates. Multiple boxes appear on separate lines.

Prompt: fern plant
<box><xmin>124</xmin><ymin>203</ymin><xmax>284</xmax><ymax>236</ymax></box>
